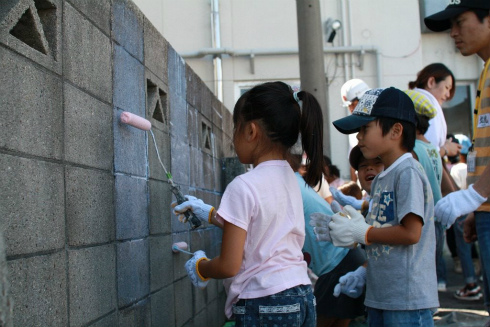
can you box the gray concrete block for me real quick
[170,137,190,186]
[149,235,173,292]
[66,0,111,35]
[221,157,246,192]
[203,153,215,191]
[200,85,213,119]
[0,0,62,73]
[64,83,113,170]
[169,91,188,143]
[113,44,145,114]
[87,313,117,327]
[174,278,193,327]
[66,166,115,246]
[0,154,64,256]
[118,299,150,327]
[144,17,168,84]
[148,180,172,235]
[212,97,223,132]
[64,2,112,103]
[189,147,203,189]
[115,174,148,240]
[112,0,144,62]
[114,108,148,177]
[222,108,234,140]
[167,45,186,97]
[148,127,170,182]
[0,47,63,159]
[187,105,199,149]
[150,285,176,327]
[117,239,149,307]
[8,252,67,327]
[185,65,200,108]
[214,158,223,193]
[68,245,116,327]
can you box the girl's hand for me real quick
[185,250,210,289]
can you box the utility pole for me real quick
[296,0,330,157]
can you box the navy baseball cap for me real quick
[425,0,490,32]
[332,87,417,134]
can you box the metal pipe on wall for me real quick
[211,0,223,101]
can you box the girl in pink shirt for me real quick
[173,81,325,326]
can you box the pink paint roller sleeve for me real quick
[120,111,152,131]
[172,242,189,253]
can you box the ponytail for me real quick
[296,91,324,188]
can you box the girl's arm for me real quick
[198,218,247,279]
[366,213,423,245]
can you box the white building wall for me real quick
[133,0,483,179]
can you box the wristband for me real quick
[364,226,374,245]
[196,257,210,281]
[208,207,216,223]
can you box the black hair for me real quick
[471,9,490,22]
[286,153,303,172]
[415,114,430,135]
[408,63,455,100]
[376,117,416,152]
[233,81,324,187]
[327,164,340,178]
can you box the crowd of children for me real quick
[170,2,490,326]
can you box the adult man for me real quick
[424,0,490,321]
[340,79,370,182]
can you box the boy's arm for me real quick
[366,213,423,245]
[329,206,424,247]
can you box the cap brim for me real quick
[332,115,376,134]
[424,7,468,32]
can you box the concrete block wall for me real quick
[0,0,237,326]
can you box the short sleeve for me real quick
[217,177,256,231]
[395,168,426,223]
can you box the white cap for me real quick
[341,79,370,107]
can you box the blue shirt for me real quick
[296,173,348,276]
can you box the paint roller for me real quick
[172,241,193,255]
[120,111,202,229]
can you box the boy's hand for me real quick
[434,184,487,228]
[463,213,477,243]
[185,250,210,289]
[329,206,372,247]
[309,213,333,242]
[172,195,215,223]
[333,265,366,298]
[330,186,364,210]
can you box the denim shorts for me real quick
[366,307,434,327]
[232,284,316,327]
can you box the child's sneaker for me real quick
[454,284,483,301]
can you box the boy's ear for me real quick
[390,122,403,140]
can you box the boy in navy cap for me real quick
[318,88,439,327]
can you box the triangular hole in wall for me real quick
[153,100,165,124]
[9,7,49,55]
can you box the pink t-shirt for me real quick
[216,160,310,318]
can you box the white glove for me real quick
[333,266,366,298]
[185,250,210,289]
[329,205,372,247]
[434,184,487,229]
[330,186,364,210]
[309,212,333,242]
[309,201,342,242]
[172,195,215,224]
